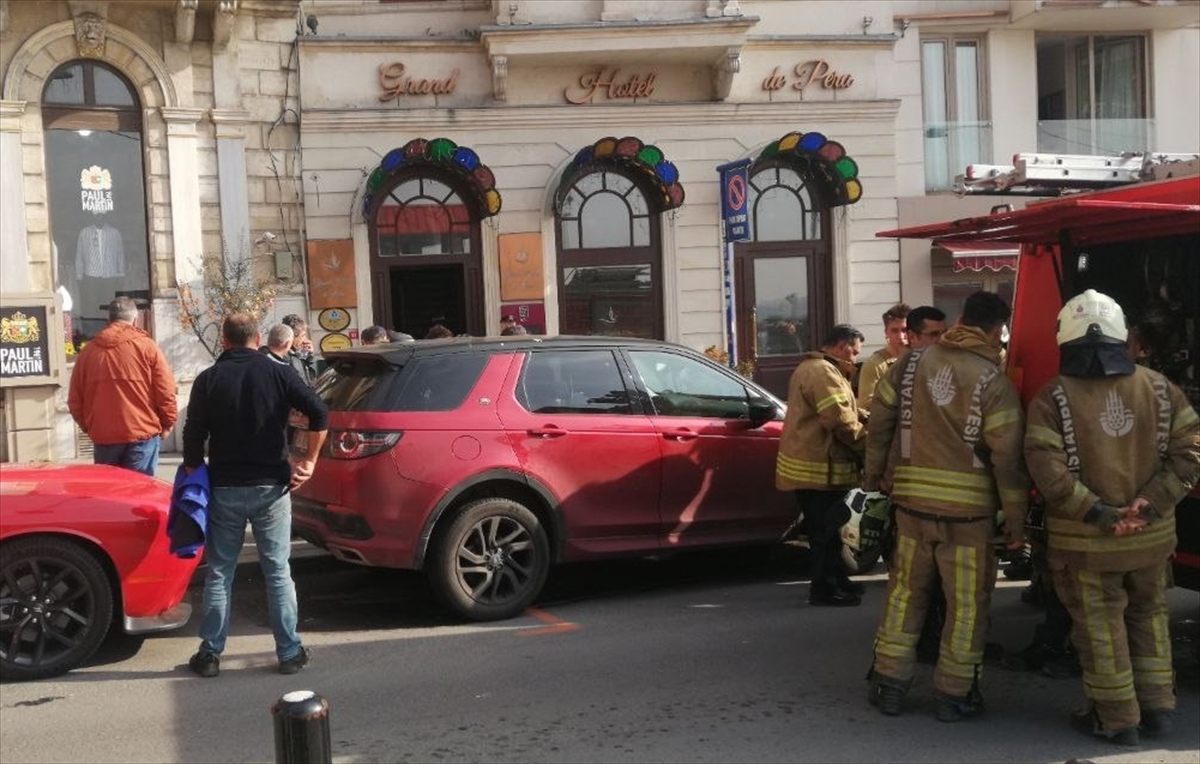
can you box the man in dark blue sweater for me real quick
[183,313,329,678]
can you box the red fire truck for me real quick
[879,154,1200,589]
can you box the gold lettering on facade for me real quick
[378,62,459,101]
[761,66,788,92]
[565,70,657,104]
[759,59,854,94]
[793,59,854,90]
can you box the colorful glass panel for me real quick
[752,131,863,207]
[361,137,501,220]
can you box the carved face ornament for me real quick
[75,13,106,57]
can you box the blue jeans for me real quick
[93,435,160,477]
[198,485,302,662]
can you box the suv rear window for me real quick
[315,353,488,412]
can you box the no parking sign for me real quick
[717,159,751,242]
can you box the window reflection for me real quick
[561,265,654,337]
[754,257,809,357]
[44,61,148,356]
[375,179,471,256]
[629,350,750,419]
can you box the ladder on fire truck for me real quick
[954,152,1200,196]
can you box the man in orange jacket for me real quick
[68,296,176,475]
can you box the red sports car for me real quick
[0,463,199,681]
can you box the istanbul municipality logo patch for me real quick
[927,365,956,406]
[1099,389,1135,437]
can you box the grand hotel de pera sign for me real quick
[376,59,854,103]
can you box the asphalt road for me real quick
[1,544,1198,764]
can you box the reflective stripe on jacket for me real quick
[863,325,1029,531]
[776,351,865,491]
[1025,366,1200,571]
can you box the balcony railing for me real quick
[1036,119,1154,156]
[924,121,993,192]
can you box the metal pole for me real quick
[271,690,331,764]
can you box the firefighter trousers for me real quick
[1050,561,1175,731]
[871,508,997,698]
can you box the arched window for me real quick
[375,175,472,257]
[747,164,824,242]
[43,60,149,354]
[553,137,683,340]
[363,138,499,338]
[731,131,862,397]
[556,169,661,338]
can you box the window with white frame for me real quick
[921,36,990,192]
[1036,34,1148,155]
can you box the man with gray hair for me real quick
[68,295,177,476]
[259,323,294,366]
[281,314,318,383]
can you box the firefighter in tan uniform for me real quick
[1025,290,1200,747]
[776,324,867,606]
[863,291,1029,721]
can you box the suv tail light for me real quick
[324,430,402,460]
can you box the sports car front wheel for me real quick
[0,537,114,681]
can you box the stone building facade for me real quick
[1,0,1196,461]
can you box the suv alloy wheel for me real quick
[428,497,551,620]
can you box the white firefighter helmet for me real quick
[1056,289,1127,346]
[840,488,892,573]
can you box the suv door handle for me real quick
[663,429,698,441]
[527,426,567,438]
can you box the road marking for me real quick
[517,607,580,636]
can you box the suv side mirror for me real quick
[746,398,777,428]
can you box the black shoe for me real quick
[1140,707,1174,738]
[808,591,862,607]
[278,646,310,675]
[837,578,865,596]
[868,681,904,716]
[1041,650,1082,679]
[1019,582,1044,606]
[935,692,984,723]
[188,650,220,678]
[1070,708,1138,746]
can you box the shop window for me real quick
[42,61,149,356]
[922,36,990,191]
[556,169,662,339]
[1036,34,1148,154]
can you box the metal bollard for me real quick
[271,690,332,764]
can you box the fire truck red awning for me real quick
[936,242,1019,273]
[877,176,1200,246]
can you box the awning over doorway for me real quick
[935,241,1019,273]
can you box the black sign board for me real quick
[0,305,50,379]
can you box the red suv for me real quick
[292,336,794,620]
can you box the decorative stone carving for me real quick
[213,0,238,50]
[175,0,198,45]
[491,55,507,102]
[74,11,106,57]
[714,47,740,101]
